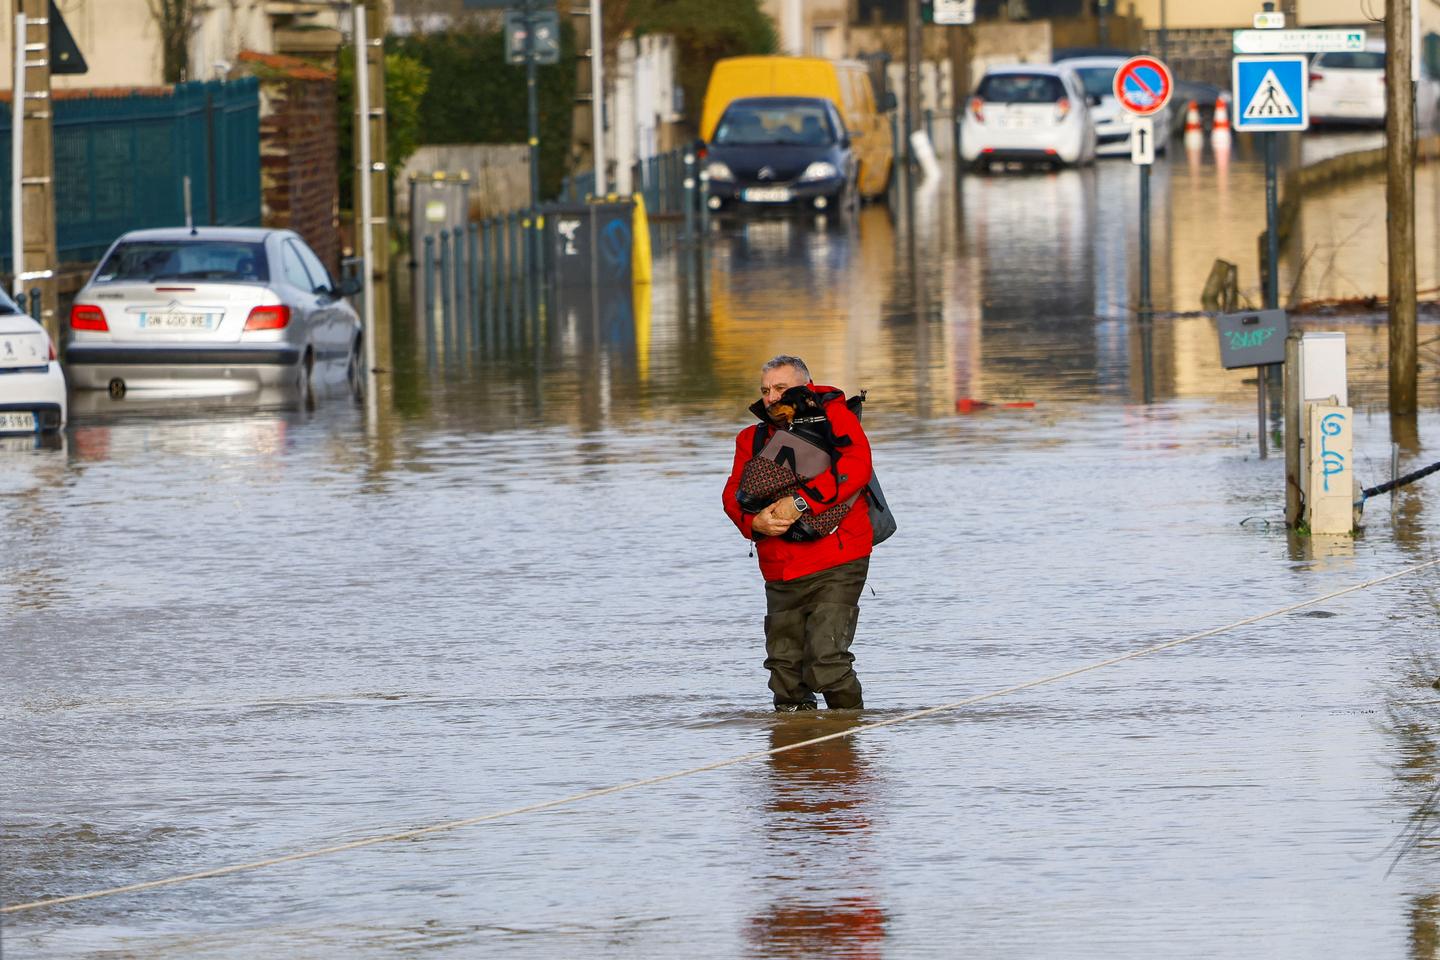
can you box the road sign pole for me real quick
[1257,361,1268,459]
[1114,58,1171,326]
[525,0,542,305]
[1264,132,1279,310]
[525,0,541,217]
[1139,163,1151,319]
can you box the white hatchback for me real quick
[961,65,1097,170]
[0,294,66,437]
[1309,41,1439,129]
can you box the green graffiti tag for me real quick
[1226,327,1276,350]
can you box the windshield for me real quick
[714,103,836,146]
[1316,51,1386,70]
[94,240,269,283]
[1074,67,1117,99]
[977,73,1067,103]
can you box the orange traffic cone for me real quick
[1183,100,1204,151]
[1211,96,1232,150]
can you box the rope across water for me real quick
[6,556,1438,916]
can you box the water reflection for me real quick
[8,139,1439,958]
[748,716,886,959]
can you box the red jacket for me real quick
[722,384,873,582]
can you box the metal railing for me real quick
[559,146,695,216]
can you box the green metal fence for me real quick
[0,78,261,270]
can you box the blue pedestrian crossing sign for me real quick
[1232,55,1309,131]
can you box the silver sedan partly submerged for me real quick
[66,227,363,398]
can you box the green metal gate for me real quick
[0,78,260,271]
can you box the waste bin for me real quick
[546,200,635,290]
[409,174,471,264]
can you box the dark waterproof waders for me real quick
[763,556,868,710]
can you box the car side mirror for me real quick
[1088,94,1102,107]
[336,275,363,297]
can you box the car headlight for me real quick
[706,161,734,181]
[800,161,839,182]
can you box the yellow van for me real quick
[700,56,894,200]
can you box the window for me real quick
[714,102,837,146]
[810,24,836,59]
[975,73,1067,104]
[1316,51,1386,70]
[293,240,334,293]
[280,241,316,292]
[94,240,268,283]
[1074,67,1118,100]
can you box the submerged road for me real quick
[3,136,1438,957]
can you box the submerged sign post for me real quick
[1114,56,1172,322]
[1218,309,1289,459]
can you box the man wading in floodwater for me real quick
[723,355,874,711]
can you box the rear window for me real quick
[714,102,837,146]
[1074,66,1117,99]
[0,290,23,315]
[977,73,1067,103]
[94,240,269,283]
[1316,51,1386,70]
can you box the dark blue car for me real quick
[703,96,857,215]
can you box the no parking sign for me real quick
[1113,56,1173,116]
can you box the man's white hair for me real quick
[760,355,810,382]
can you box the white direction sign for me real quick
[1130,116,1155,165]
[1232,29,1366,54]
[933,0,975,25]
[1232,55,1310,132]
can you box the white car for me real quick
[1309,40,1439,129]
[1062,56,1173,157]
[0,294,66,437]
[961,65,1097,170]
[66,227,362,398]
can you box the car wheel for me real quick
[347,336,365,400]
[296,347,314,403]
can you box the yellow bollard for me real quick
[634,277,652,384]
[631,192,653,286]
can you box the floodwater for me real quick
[4,133,1439,958]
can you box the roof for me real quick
[726,96,833,107]
[113,227,286,243]
[237,50,335,82]
[1058,56,1129,69]
[981,63,1076,77]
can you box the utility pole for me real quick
[1159,0,1168,62]
[905,0,921,160]
[1385,0,1417,415]
[590,0,605,195]
[358,0,389,288]
[15,0,58,340]
[571,0,605,195]
[947,20,971,161]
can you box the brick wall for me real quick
[258,77,340,275]
[238,51,340,276]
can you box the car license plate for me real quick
[0,411,37,433]
[139,312,217,331]
[744,187,792,203]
